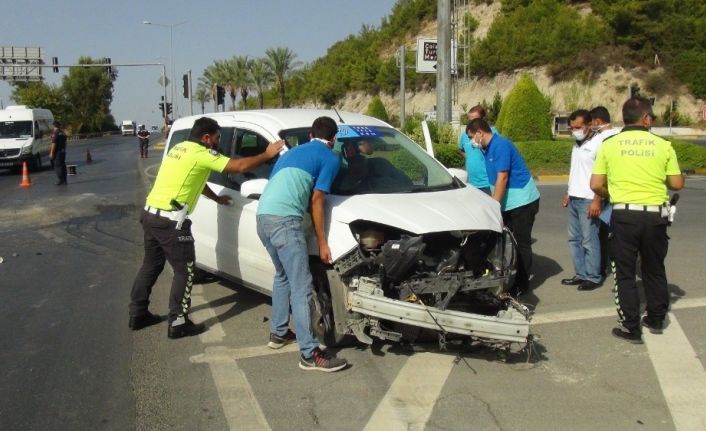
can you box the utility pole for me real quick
[399,45,406,129]
[436,0,452,124]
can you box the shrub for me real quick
[366,95,389,123]
[495,73,553,142]
[670,139,706,170]
[433,144,464,169]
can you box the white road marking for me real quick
[532,297,706,325]
[37,229,65,243]
[191,346,271,431]
[363,352,456,431]
[645,314,706,430]
[190,293,706,430]
[190,284,225,343]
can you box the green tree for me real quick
[11,82,70,121]
[495,73,552,142]
[366,96,389,122]
[249,58,273,109]
[265,47,301,108]
[61,56,117,133]
[193,82,212,114]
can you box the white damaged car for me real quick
[163,109,530,350]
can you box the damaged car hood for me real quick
[328,187,503,233]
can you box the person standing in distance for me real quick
[467,118,540,296]
[129,117,284,338]
[591,96,684,344]
[458,105,496,194]
[256,116,348,372]
[137,124,151,158]
[49,120,68,185]
[561,109,603,291]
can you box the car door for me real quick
[219,125,279,293]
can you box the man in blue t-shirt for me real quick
[256,116,348,372]
[458,105,496,194]
[466,118,541,296]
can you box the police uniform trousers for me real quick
[609,208,670,331]
[54,150,67,183]
[129,209,195,322]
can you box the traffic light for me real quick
[166,102,173,115]
[105,57,112,76]
[159,102,165,115]
[52,57,58,73]
[216,85,225,105]
[182,74,189,98]
[629,84,640,98]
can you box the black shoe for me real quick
[167,317,206,339]
[267,329,297,349]
[561,276,584,286]
[641,316,664,334]
[299,348,348,372]
[577,280,602,291]
[129,312,162,330]
[611,326,643,344]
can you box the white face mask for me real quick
[471,138,482,149]
[572,129,587,142]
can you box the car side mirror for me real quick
[240,178,268,200]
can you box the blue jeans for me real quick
[256,214,319,357]
[567,197,602,283]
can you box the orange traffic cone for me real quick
[86,148,93,163]
[19,161,32,187]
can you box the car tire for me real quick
[30,153,42,172]
[310,262,347,347]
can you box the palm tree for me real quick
[231,55,252,109]
[265,47,301,108]
[193,83,212,114]
[249,58,273,109]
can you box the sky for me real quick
[1,0,398,128]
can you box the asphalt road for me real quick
[1,137,704,430]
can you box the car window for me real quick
[166,128,191,153]
[207,127,236,187]
[331,126,460,195]
[222,129,276,190]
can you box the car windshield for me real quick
[333,125,460,195]
[280,125,461,195]
[0,121,33,139]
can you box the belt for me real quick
[144,205,179,217]
[613,203,662,213]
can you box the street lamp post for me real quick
[143,20,186,119]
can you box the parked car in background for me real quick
[162,109,530,350]
[0,105,54,171]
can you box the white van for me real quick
[161,110,529,349]
[0,105,54,171]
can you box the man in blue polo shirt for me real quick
[457,105,495,194]
[466,118,541,296]
[256,116,348,372]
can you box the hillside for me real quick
[294,0,706,126]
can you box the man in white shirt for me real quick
[589,106,621,276]
[561,109,603,291]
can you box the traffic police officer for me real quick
[590,96,684,343]
[129,116,284,338]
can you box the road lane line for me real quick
[363,352,455,431]
[192,346,271,431]
[532,297,706,325]
[190,284,226,343]
[645,314,706,430]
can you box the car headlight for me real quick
[20,145,33,155]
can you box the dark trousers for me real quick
[609,209,669,331]
[129,210,195,322]
[502,198,540,292]
[139,139,149,157]
[54,150,67,183]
